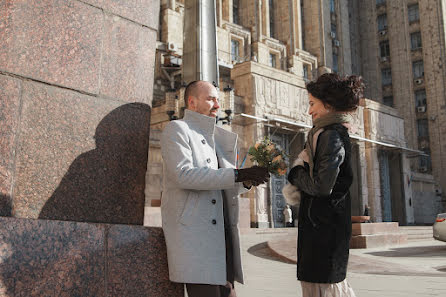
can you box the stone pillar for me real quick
[0,1,183,296]
[364,143,383,222]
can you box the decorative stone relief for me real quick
[253,75,310,125]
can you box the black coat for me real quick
[288,124,353,283]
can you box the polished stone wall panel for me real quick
[100,15,156,105]
[0,217,183,297]
[81,0,160,30]
[107,225,184,296]
[12,81,150,224]
[0,0,102,94]
[0,75,21,216]
[0,217,106,297]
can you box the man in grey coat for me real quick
[161,81,269,297]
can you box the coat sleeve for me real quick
[287,130,345,197]
[161,121,237,190]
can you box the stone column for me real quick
[0,1,183,296]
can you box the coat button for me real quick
[212,219,217,225]
[206,158,211,163]
[212,199,216,204]
[201,139,206,144]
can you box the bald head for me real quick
[184,80,220,117]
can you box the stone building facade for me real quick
[350,0,446,223]
[145,0,445,227]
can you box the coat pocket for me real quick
[178,191,199,226]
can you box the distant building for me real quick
[145,0,445,227]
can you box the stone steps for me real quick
[350,222,408,249]
[399,226,434,241]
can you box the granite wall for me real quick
[0,1,183,296]
[0,217,183,297]
[0,0,159,224]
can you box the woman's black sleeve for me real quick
[287,130,345,197]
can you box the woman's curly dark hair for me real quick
[306,73,364,111]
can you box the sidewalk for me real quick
[235,228,446,297]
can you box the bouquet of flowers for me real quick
[248,137,288,176]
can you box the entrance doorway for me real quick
[269,133,289,228]
[379,150,406,224]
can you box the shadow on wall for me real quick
[0,103,157,296]
[39,103,151,225]
[0,194,12,217]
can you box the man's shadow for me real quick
[0,103,157,297]
[39,102,151,225]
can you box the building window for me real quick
[269,53,277,68]
[408,4,420,23]
[269,0,275,38]
[331,23,337,36]
[383,96,393,107]
[377,14,387,31]
[233,0,239,25]
[231,39,240,62]
[412,60,424,78]
[415,89,427,107]
[376,0,386,6]
[382,68,392,86]
[301,0,305,50]
[417,119,429,138]
[410,32,422,50]
[419,149,432,173]
[380,40,390,57]
[303,65,309,80]
[330,0,336,13]
[332,52,339,73]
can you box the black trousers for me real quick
[186,227,236,297]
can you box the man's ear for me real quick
[188,96,195,110]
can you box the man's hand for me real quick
[236,166,270,185]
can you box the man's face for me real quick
[188,83,220,117]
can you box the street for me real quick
[235,229,446,297]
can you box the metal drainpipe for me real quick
[183,0,220,86]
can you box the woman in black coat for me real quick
[286,73,363,297]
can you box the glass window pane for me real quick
[331,23,337,35]
[412,60,424,78]
[382,68,392,85]
[330,0,336,13]
[233,0,239,24]
[380,40,390,57]
[332,53,338,72]
[415,89,427,106]
[410,32,422,49]
[269,53,277,68]
[269,0,275,38]
[231,39,240,62]
[408,4,419,22]
[378,14,387,31]
[417,119,429,138]
[383,96,393,107]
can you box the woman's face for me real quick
[308,93,331,121]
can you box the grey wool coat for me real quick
[160,109,249,286]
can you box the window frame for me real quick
[230,38,241,62]
[381,68,392,86]
[410,32,422,50]
[377,14,388,31]
[415,89,427,107]
[269,52,278,68]
[408,4,420,23]
[412,60,424,79]
[380,40,390,58]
